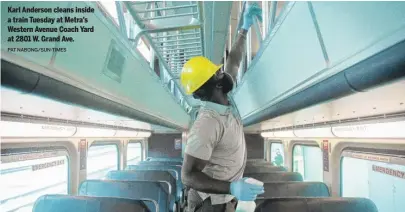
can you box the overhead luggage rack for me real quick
[124,1,204,78]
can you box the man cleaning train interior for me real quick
[180,3,265,212]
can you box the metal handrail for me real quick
[141,12,198,21]
[161,49,202,54]
[115,1,127,38]
[156,37,201,43]
[136,4,197,13]
[252,17,262,43]
[141,24,201,35]
[269,2,278,36]
[197,1,205,57]
[158,46,202,51]
[124,1,200,110]
[130,1,164,6]
[157,42,201,48]
[154,32,200,39]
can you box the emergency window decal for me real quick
[32,159,65,171]
[372,165,405,179]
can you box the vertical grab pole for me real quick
[236,1,246,84]
[115,1,128,38]
[269,1,278,32]
[262,1,269,38]
[161,1,167,79]
[149,2,156,70]
[252,17,262,43]
[246,25,252,66]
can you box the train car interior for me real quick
[1,1,405,212]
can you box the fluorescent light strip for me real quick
[137,132,152,138]
[332,120,405,138]
[74,127,116,137]
[273,130,295,138]
[294,126,334,138]
[114,131,151,138]
[260,131,274,138]
[0,121,76,137]
[260,120,405,138]
[115,130,138,137]
[1,121,152,138]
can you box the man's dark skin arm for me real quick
[182,154,231,194]
[224,29,248,83]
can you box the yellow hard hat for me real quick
[180,56,223,95]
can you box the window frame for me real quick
[126,140,143,167]
[289,140,322,180]
[269,140,283,163]
[1,146,71,211]
[332,141,405,197]
[1,146,71,189]
[87,140,121,176]
[339,147,405,196]
[290,140,320,172]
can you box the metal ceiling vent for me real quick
[103,39,126,83]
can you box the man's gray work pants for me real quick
[186,190,237,212]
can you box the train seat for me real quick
[255,182,330,205]
[244,165,287,173]
[139,161,183,166]
[33,194,150,212]
[126,165,181,181]
[126,165,184,199]
[106,170,179,208]
[79,180,167,212]
[255,197,378,212]
[146,157,183,163]
[246,160,273,166]
[244,172,303,182]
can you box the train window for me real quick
[0,149,69,212]
[341,151,405,212]
[87,144,118,180]
[293,144,323,181]
[270,143,284,166]
[127,142,142,166]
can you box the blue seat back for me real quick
[259,182,330,199]
[33,194,150,212]
[107,170,178,208]
[146,157,183,162]
[126,164,183,199]
[139,161,182,166]
[79,180,167,212]
[246,160,272,165]
[244,172,303,182]
[147,157,183,162]
[255,197,378,212]
[244,165,287,173]
[126,165,181,181]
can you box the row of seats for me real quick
[33,157,378,212]
[34,157,185,212]
[34,195,150,212]
[243,160,378,212]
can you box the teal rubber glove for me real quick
[230,177,265,201]
[241,3,263,30]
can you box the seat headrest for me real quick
[33,194,149,212]
[255,197,378,212]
